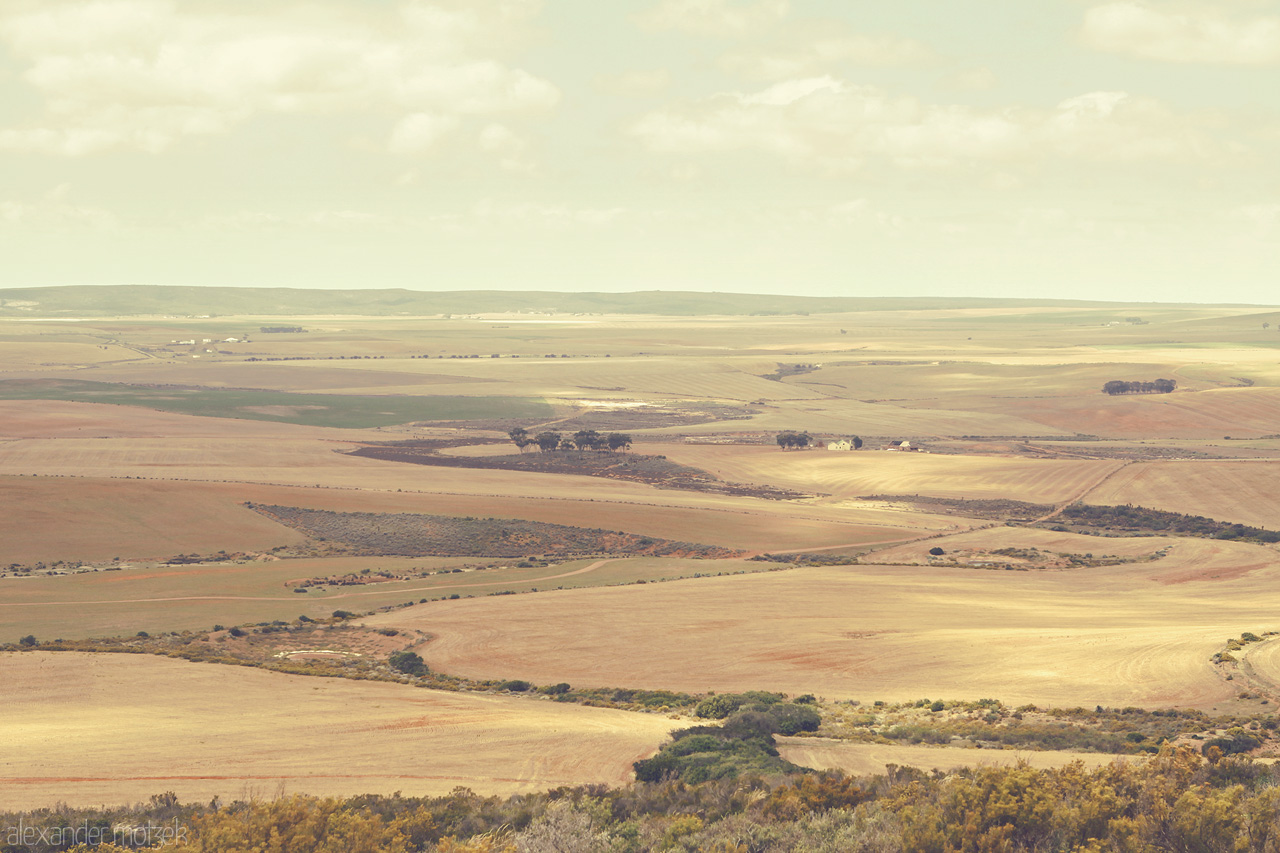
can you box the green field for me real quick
[0,378,551,427]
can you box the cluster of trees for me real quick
[1102,378,1176,395]
[508,427,631,454]
[775,431,812,449]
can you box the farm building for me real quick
[886,440,921,451]
[828,439,853,451]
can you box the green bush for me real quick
[387,651,427,677]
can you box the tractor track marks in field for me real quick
[1032,460,1133,523]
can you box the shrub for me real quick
[696,694,745,720]
[388,651,427,677]
[227,627,246,637]
[541,682,571,695]
[928,547,945,556]
[18,634,36,647]
[500,680,531,692]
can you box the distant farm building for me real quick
[828,439,853,451]
[886,440,921,452]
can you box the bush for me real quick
[769,703,821,735]
[696,694,745,719]
[388,651,427,677]
[500,680,532,692]
[17,634,36,647]
[928,547,945,556]
[541,682,571,695]
[227,627,246,637]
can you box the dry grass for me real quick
[0,652,680,809]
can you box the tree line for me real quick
[1102,378,1176,395]
[508,427,631,454]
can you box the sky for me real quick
[1,0,1278,303]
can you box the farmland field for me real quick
[6,293,1280,808]
[0,652,681,809]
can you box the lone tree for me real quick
[535,431,562,453]
[776,431,812,450]
[606,432,632,452]
[851,436,864,449]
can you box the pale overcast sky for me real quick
[1,0,1278,302]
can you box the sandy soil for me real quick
[0,652,680,809]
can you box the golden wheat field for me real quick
[7,298,1280,805]
[0,652,682,809]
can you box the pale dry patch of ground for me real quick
[778,739,1125,777]
[657,443,1117,504]
[370,550,1280,709]
[1084,460,1280,530]
[0,652,680,809]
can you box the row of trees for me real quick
[508,427,631,454]
[776,431,812,449]
[776,432,863,449]
[1102,378,1176,395]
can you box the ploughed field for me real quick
[6,300,1280,804]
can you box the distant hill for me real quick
[0,285,1265,318]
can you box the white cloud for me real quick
[1082,2,1280,64]
[635,0,789,37]
[0,0,559,156]
[477,122,533,172]
[388,112,460,154]
[719,33,935,80]
[630,78,1219,170]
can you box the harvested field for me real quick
[0,471,942,572]
[658,443,1119,505]
[0,476,308,564]
[0,555,776,642]
[369,541,1280,709]
[0,652,680,809]
[778,738,1125,777]
[249,504,743,558]
[1083,460,1280,530]
[947,387,1280,439]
